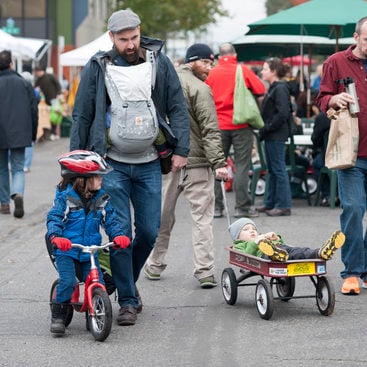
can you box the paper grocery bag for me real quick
[325,108,359,170]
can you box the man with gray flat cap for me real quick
[70,8,190,326]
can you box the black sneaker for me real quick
[258,239,289,262]
[13,194,24,218]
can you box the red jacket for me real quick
[206,55,266,130]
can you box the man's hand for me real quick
[171,154,187,172]
[329,92,355,110]
[215,166,229,181]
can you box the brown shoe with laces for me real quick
[117,306,137,326]
[265,208,291,217]
[1,204,10,214]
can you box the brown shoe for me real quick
[117,306,137,326]
[135,286,143,313]
[265,208,291,217]
[257,206,272,213]
[0,204,10,214]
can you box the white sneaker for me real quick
[362,281,367,289]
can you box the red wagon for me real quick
[221,246,335,320]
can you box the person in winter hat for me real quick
[46,150,130,336]
[229,218,345,262]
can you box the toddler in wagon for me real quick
[229,218,345,262]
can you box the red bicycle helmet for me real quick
[58,150,112,178]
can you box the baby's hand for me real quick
[264,232,280,241]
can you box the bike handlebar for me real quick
[71,242,115,253]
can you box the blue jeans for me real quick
[264,140,292,209]
[103,158,162,308]
[24,144,34,170]
[55,254,104,303]
[338,158,367,280]
[0,148,25,204]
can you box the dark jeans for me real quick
[264,140,292,209]
[313,153,330,198]
[103,158,162,308]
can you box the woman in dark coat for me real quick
[258,57,292,217]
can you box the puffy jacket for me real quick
[47,185,124,262]
[0,68,38,149]
[70,36,190,158]
[177,65,226,170]
[260,80,291,142]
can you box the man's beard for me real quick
[120,49,139,63]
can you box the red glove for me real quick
[52,237,72,252]
[113,235,130,249]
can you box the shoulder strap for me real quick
[147,50,157,90]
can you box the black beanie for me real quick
[185,43,214,63]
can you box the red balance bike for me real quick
[48,241,114,342]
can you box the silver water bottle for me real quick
[345,77,360,114]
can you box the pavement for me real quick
[1,137,367,367]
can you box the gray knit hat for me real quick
[228,218,257,240]
[107,9,141,33]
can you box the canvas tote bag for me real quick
[232,65,264,129]
[325,107,359,170]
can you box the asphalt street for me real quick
[1,137,366,367]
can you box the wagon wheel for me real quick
[316,276,335,316]
[255,279,274,320]
[221,268,238,305]
[275,277,296,301]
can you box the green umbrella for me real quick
[233,34,353,62]
[247,0,367,50]
[246,0,366,116]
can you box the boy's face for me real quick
[238,224,258,241]
[86,175,102,192]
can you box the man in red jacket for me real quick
[206,43,266,218]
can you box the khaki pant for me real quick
[146,167,215,279]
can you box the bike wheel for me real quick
[49,279,73,327]
[316,276,335,316]
[87,287,112,342]
[255,279,274,320]
[221,268,238,305]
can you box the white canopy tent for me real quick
[59,32,112,67]
[0,29,52,71]
[0,29,34,59]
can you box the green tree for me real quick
[110,0,228,41]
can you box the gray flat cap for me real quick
[107,9,141,33]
